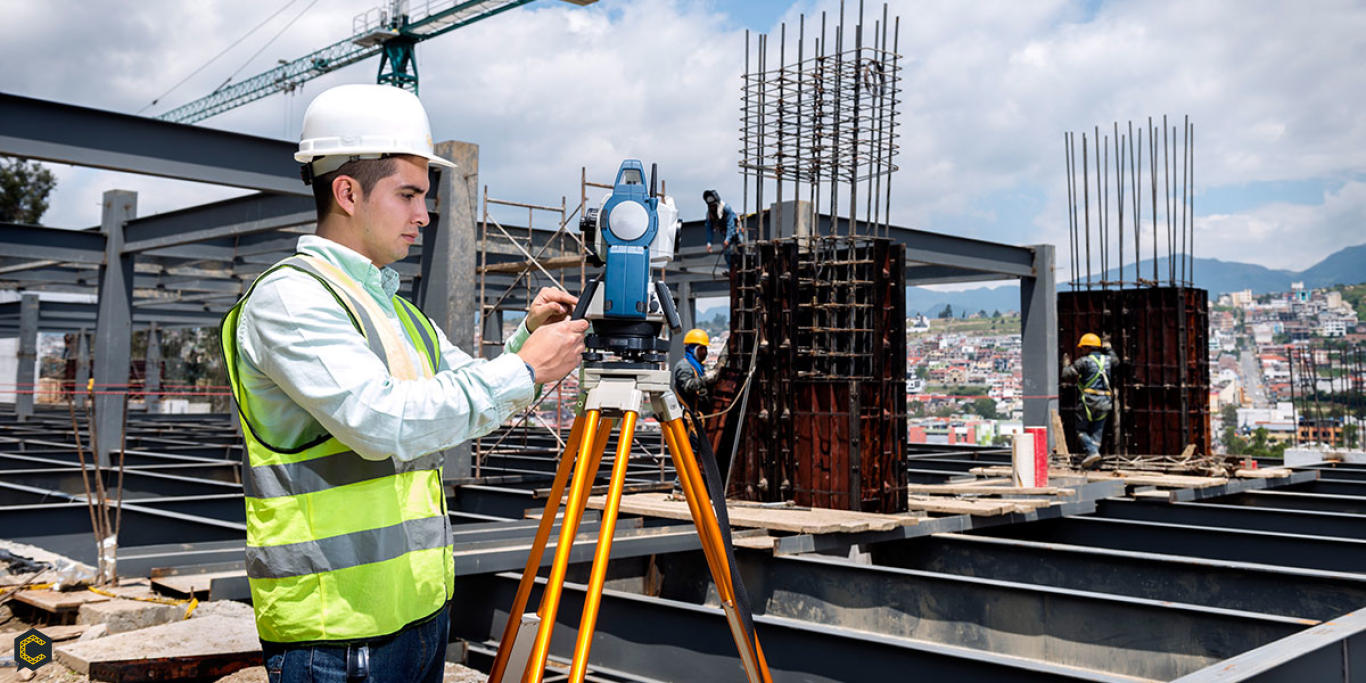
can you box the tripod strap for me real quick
[685,407,763,670]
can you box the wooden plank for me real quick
[905,484,1076,496]
[1179,444,1197,458]
[586,493,919,534]
[1086,471,1228,488]
[732,534,777,550]
[1132,489,1173,501]
[969,465,1014,477]
[905,495,1054,516]
[11,588,111,614]
[1051,409,1070,456]
[1234,468,1292,479]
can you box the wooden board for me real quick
[10,588,111,614]
[905,495,1054,516]
[1051,409,1070,456]
[54,615,259,677]
[585,493,920,534]
[1234,468,1292,479]
[905,484,1076,497]
[1086,470,1229,488]
[731,534,778,550]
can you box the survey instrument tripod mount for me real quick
[488,362,771,683]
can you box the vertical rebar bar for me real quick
[1114,122,1124,289]
[1065,132,1077,288]
[1082,133,1091,289]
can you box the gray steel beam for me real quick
[1217,489,1366,515]
[122,193,315,253]
[975,516,1366,574]
[145,322,161,414]
[16,293,37,421]
[93,190,136,466]
[422,141,479,482]
[873,532,1366,622]
[737,553,1311,681]
[1293,478,1366,497]
[0,223,107,264]
[905,264,1018,285]
[0,93,305,195]
[1174,606,1366,682]
[1020,244,1057,447]
[456,571,1221,682]
[1098,498,1366,541]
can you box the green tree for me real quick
[0,156,57,224]
[914,365,929,380]
[939,304,953,319]
[1346,424,1360,450]
[971,397,999,420]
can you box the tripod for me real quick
[488,364,771,683]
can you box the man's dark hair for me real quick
[311,156,400,217]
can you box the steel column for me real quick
[145,321,161,414]
[93,190,136,466]
[1020,244,1057,447]
[16,293,38,421]
[422,141,479,481]
[669,280,694,368]
[74,328,90,409]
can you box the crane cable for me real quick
[215,0,323,93]
[139,0,302,114]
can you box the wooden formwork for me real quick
[707,237,907,513]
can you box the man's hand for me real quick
[526,287,578,332]
[517,319,589,384]
[1062,353,1072,366]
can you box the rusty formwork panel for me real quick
[708,237,907,513]
[1058,287,1210,456]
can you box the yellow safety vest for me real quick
[221,254,452,643]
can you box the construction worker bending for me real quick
[1062,333,1119,469]
[703,190,743,273]
[221,84,588,683]
[673,328,717,414]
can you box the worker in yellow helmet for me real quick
[672,328,717,413]
[223,84,588,683]
[1062,332,1120,469]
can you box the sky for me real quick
[2,0,1364,275]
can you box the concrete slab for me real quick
[78,598,183,634]
[54,615,259,677]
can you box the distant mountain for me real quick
[1298,244,1366,289]
[904,242,1366,316]
[701,243,1366,320]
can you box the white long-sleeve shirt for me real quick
[234,235,535,462]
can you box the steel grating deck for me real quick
[2,411,1364,681]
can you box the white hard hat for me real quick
[295,84,456,179]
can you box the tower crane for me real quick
[157,0,595,124]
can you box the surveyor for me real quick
[703,189,743,273]
[1062,332,1120,469]
[221,83,588,683]
[672,328,716,413]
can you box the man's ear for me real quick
[332,175,361,216]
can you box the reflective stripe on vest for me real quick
[222,254,452,643]
[1080,353,1110,393]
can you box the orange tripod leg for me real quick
[568,410,638,683]
[489,416,588,683]
[523,409,609,683]
[665,419,772,683]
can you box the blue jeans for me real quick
[1076,412,1108,456]
[263,603,450,683]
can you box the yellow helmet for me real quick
[1077,333,1102,349]
[684,329,710,347]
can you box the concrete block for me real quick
[189,600,255,621]
[55,615,259,676]
[77,598,183,634]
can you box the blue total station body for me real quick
[599,160,658,320]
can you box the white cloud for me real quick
[2,0,1362,273]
